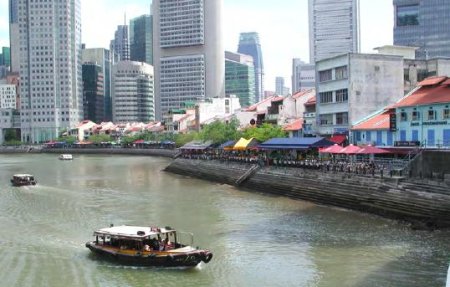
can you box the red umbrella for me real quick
[319,144,344,154]
[356,145,390,155]
[337,144,362,154]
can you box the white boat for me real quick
[59,154,73,160]
[446,264,450,287]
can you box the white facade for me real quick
[316,53,404,136]
[309,0,360,63]
[153,0,225,120]
[198,96,241,124]
[16,0,83,143]
[0,83,16,109]
[112,61,155,123]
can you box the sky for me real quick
[0,0,393,91]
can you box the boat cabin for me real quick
[11,174,37,186]
[59,154,73,160]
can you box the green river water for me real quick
[0,154,448,287]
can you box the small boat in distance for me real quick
[10,174,37,187]
[85,225,213,267]
[59,154,73,160]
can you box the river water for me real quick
[0,154,448,287]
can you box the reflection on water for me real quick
[0,154,448,287]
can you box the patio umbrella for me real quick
[356,145,390,155]
[319,144,344,154]
[337,144,362,154]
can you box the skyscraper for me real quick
[237,32,264,103]
[275,77,285,96]
[394,0,450,59]
[152,0,224,120]
[8,0,19,73]
[130,15,153,65]
[292,58,316,93]
[82,63,104,123]
[82,48,113,121]
[309,0,360,63]
[14,0,83,143]
[110,25,130,62]
[112,61,154,123]
[225,51,255,107]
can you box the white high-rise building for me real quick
[112,61,154,123]
[309,0,360,63]
[292,58,316,93]
[14,0,83,143]
[152,0,225,120]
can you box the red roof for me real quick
[271,96,284,103]
[304,96,316,106]
[418,76,447,87]
[329,134,347,144]
[283,119,303,131]
[245,96,276,111]
[292,89,314,99]
[352,110,392,131]
[393,79,450,108]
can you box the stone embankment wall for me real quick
[165,158,450,229]
[0,147,177,158]
[409,150,450,181]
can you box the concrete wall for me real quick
[409,150,450,179]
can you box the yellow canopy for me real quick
[233,138,254,151]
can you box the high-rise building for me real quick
[82,48,113,121]
[309,0,360,63]
[152,0,225,120]
[9,0,19,73]
[394,0,450,59]
[82,63,104,123]
[130,15,153,65]
[14,0,83,143]
[275,77,285,96]
[292,58,316,93]
[225,51,255,107]
[112,61,154,123]
[237,32,264,103]
[110,25,130,62]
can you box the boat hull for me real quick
[10,180,37,187]
[85,242,212,267]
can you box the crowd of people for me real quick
[180,149,407,178]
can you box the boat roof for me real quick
[94,225,176,239]
[13,174,34,177]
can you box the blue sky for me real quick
[0,0,393,91]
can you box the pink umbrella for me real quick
[337,144,362,154]
[356,145,390,155]
[319,144,344,154]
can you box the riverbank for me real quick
[165,158,450,229]
[0,147,177,158]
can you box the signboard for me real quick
[389,113,397,131]
[394,141,420,147]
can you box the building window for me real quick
[319,69,332,82]
[428,109,436,120]
[335,66,348,80]
[444,108,450,119]
[400,111,408,121]
[319,114,333,126]
[319,91,333,103]
[412,111,420,121]
[335,89,348,102]
[336,112,348,125]
[397,5,419,26]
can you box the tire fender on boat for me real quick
[202,252,213,263]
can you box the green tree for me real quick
[56,136,77,145]
[198,118,241,144]
[88,134,112,144]
[4,129,20,142]
[174,132,198,147]
[242,123,287,142]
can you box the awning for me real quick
[356,145,391,155]
[336,144,362,154]
[218,140,236,150]
[233,138,259,150]
[329,134,347,145]
[133,139,145,144]
[319,144,344,154]
[180,140,213,150]
[259,137,334,150]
